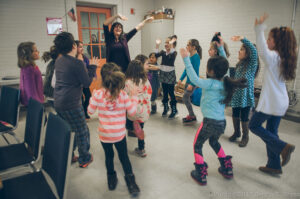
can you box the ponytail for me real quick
[270,27,297,81]
[190,39,202,59]
[42,46,59,62]
[101,63,125,100]
[223,76,247,104]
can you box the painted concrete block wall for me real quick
[154,0,300,111]
[0,0,153,77]
[0,0,66,76]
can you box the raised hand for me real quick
[145,16,154,23]
[156,39,162,45]
[169,37,177,45]
[231,36,244,42]
[118,14,128,21]
[180,48,189,58]
[90,57,100,66]
[216,35,224,47]
[255,13,268,26]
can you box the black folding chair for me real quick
[0,86,20,144]
[0,98,44,176]
[0,112,74,199]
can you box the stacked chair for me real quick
[0,86,20,144]
[0,90,74,199]
[0,98,44,176]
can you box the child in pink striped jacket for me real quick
[88,63,140,196]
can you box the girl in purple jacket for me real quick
[17,42,44,106]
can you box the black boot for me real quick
[107,172,118,190]
[239,122,249,147]
[190,162,208,185]
[168,102,178,119]
[229,117,241,142]
[162,103,169,117]
[150,104,157,114]
[124,174,140,196]
[218,156,233,179]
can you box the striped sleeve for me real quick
[88,90,102,115]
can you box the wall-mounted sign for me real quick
[46,17,63,35]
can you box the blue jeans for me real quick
[249,111,286,170]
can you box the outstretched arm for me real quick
[232,36,258,72]
[135,16,154,31]
[103,14,127,26]
[254,13,274,67]
[180,48,209,89]
[216,35,227,58]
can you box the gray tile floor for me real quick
[2,102,300,199]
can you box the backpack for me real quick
[191,87,202,106]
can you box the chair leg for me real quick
[2,134,10,144]
[30,163,38,172]
[8,131,20,143]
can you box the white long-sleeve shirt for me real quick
[255,24,288,116]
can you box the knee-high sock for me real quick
[217,147,226,158]
[194,122,204,164]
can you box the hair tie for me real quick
[279,26,287,32]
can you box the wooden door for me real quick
[76,6,111,91]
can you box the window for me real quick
[77,6,111,60]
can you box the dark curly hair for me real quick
[54,32,75,55]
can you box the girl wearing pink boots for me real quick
[180,48,247,185]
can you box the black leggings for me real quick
[194,118,226,157]
[232,106,251,122]
[82,87,91,117]
[101,137,133,175]
[162,83,176,105]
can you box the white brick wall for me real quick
[154,0,300,111]
[0,0,153,77]
[0,0,66,76]
[1,0,299,112]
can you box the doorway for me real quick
[76,6,111,91]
